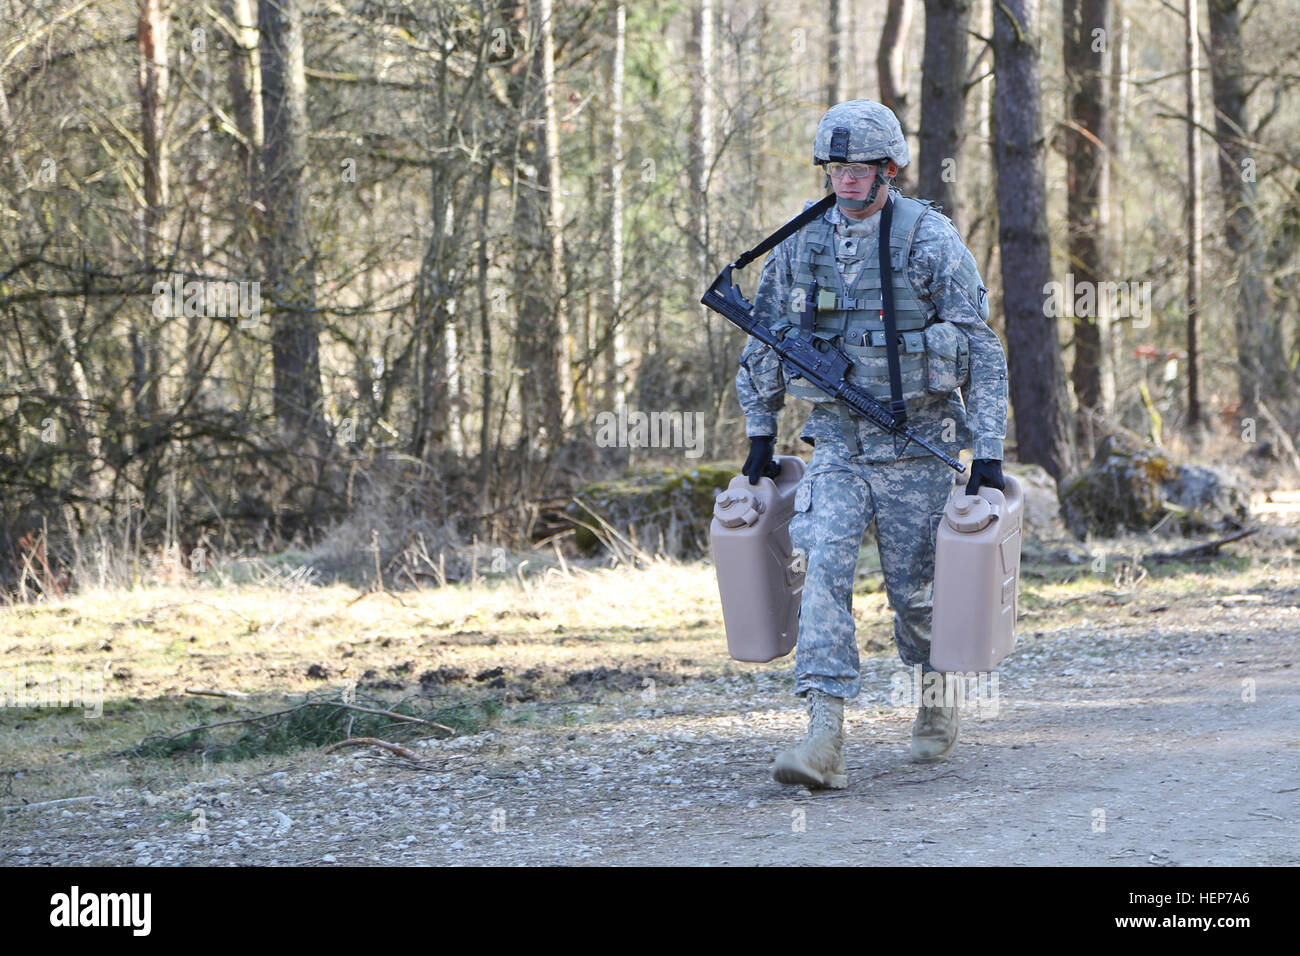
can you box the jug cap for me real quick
[714,489,765,528]
[946,493,995,533]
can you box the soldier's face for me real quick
[830,161,898,218]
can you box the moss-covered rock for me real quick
[566,463,739,559]
[1059,430,1250,538]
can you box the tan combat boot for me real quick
[772,689,848,789]
[911,671,960,762]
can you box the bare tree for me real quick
[689,0,713,278]
[510,0,568,464]
[689,0,717,458]
[136,0,169,418]
[1062,0,1111,451]
[224,0,263,269]
[604,0,629,412]
[828,0,846,106]
[224,0,263,184]
[993,0,1073,481]
[258,0,326,447]
[1106,1,1128,273]
[878,0,912,138]
[918,0,969,223]
[540,0,570,433]
[1207,0,1295,428]
[477,159,495,507]
[1184,0,1203,430]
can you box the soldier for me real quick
[734,99,1009,789]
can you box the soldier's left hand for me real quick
[964,459,1005,496]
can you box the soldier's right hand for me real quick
[742,435,780,485]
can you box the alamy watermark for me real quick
[49,886,150,935]
[1043,273,1152,328]
[593,405,706,459]
[889,665,1000,717]
[2,664,105,718]
[151,272,262,329]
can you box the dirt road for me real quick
[5,580,1296,866]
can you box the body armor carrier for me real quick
[784,195,939,407]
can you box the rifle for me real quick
[701,197,966,474]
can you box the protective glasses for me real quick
[825,162,880,181]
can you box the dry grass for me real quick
[0,553,740,805]
[2,534,1296,808]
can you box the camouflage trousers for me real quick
[789,431,960,700]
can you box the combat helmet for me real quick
[813,99,908,209]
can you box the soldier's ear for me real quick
[886,160,899,177]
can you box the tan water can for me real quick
[930,474,1023,673]
[710,456,806,662]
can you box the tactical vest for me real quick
[783,196,946,407]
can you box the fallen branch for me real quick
[567,496,656,568]
[133,698,456,758]
[3,795,96,812]
[345,587,408,608]
[332,701,456,735]
[321,737,418,760]
[1146,527,1258,563]
[185,688,250,699]
[1045,594,1092,609]
[134,702,317,748]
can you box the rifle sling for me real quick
[878,197,907,427]
[732,194,837,271]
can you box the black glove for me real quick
[742,435,780,485]
[964,458,1006,496]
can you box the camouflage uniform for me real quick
[735,192,1008,700]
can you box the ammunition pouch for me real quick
[921,321,970,395]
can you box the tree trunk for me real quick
[445,313,463,455]
[1184,0,1202,430]
[919,0,969,224]
[540,0,570,434]
[877,0,912,140]
[442,187,463,456]
[187,26,217,404]
[1104,2,1129,409]
[689,0,717,459]
[136,0,169,419]
[688,0,713,283]
[257,0,326,447]
[828,0,846,107]
[225,0,263,184]
[1062,0,1111,452]
[225,0,263,270]
[604,1,629,414]
[1107,2,1128,273]
[410,12,461,464]
[510,0,566,462]
[753,2,770,224]
[973,0,995,265]
[993,0,1074,481]
[477,160,495,511]
[1207,0,1293,427]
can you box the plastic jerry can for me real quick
[710,455,806,662]
[930,474,1023,673]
